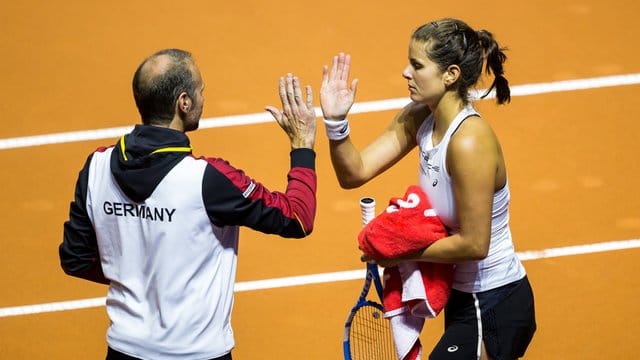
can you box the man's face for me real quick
[184,64,205,132]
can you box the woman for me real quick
[320,18,536,359]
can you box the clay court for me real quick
[1,0,640,359]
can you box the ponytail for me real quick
[477,30,511,104]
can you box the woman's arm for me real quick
[371,116,503,265]
[422,116,503,262]
[329,102,428,188]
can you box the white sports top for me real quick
[417,104,525,293]
[87,148,237,359]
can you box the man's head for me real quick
[132,49,204,131]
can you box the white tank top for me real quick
[417,104,525,292]
[87,148,237,359]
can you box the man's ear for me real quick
[176,92,192,114]
[444,65,461,86]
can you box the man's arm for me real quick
[59,153,109,285]
[202,150,316,238]
[204,73,317,238]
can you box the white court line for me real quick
[1,238,639,318]
[2,74,639,316]
[1,73,639,151]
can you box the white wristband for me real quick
[323,118,350,141]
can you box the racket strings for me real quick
[349,304,397,360]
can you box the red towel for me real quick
[358,185,454,360]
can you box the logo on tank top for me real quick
[447,345,459,352]
[420,149,440,175]
[422,150,431,164]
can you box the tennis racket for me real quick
[342,197,397,360]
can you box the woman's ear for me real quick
[444,65,461,86]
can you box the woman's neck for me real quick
[431,94,466,141]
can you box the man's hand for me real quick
[266,73,316,149]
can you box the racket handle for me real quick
[359,197,376,227]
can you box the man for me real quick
[59,48,317,360]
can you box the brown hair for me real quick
[412,18,511,104]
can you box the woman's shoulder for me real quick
[455,113,497,140]
[449,114,501,158]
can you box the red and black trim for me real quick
[202,148,316,238]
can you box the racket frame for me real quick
[342,262,387,359]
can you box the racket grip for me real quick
[359,197,376,227]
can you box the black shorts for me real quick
[106,347,232,360]
[430,276,536,360]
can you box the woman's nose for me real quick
[402,66,412,79]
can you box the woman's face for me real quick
[402,39,446,107]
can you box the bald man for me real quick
[60,49,317,360]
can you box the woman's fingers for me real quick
[340,53,350,81]
[330,55,338,80]
[321,65,329,86]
